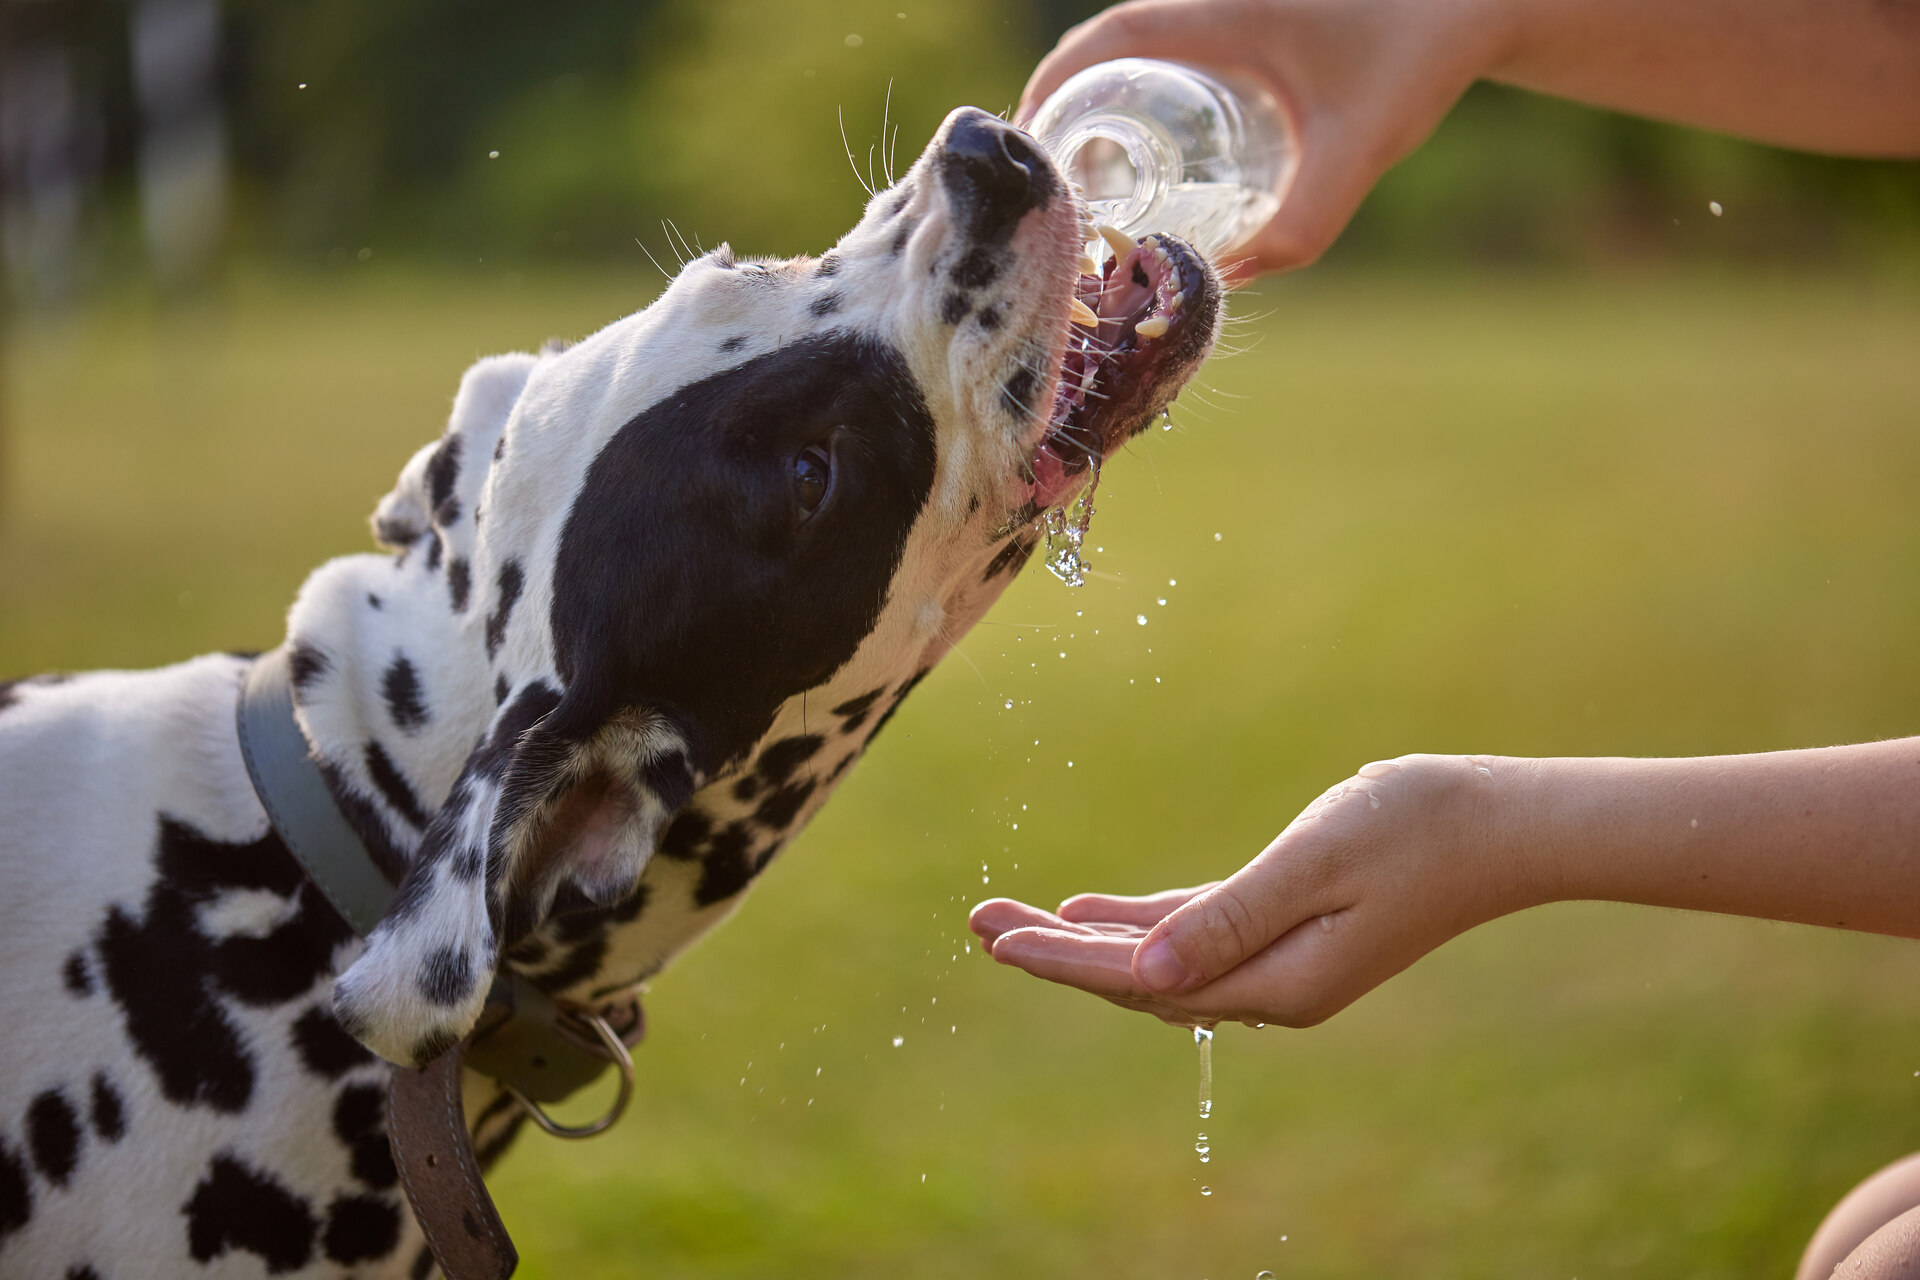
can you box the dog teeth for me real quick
[1168,267,1183,293]
[1169,291,1185,311]
[1095,224,1135,261]
[1069,297,1101,328]
[1135,315,1170,339]
[1077,252,1099,276]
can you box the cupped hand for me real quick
[970,754,1525,1027]
[1017,0,1511,277]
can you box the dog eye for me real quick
[792,445,832,518]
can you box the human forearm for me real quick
[1484,0,1920,157]
[1487,741,1920,937]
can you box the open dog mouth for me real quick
[1026,226,1220,510]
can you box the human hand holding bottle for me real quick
[1019,0,1920,278]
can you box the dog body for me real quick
[0,110,1219,1277]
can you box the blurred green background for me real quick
[6,1,1920,1277]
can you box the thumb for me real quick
[1223,121,1382,277]
[1131,868,1300,993]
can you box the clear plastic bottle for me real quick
[1028,58,1295,259]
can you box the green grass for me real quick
[6,265,1920,1278]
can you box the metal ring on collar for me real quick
[503,1012,634,1139]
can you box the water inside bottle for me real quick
[1083,182,1280,261]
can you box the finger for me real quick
[985,926,1145,998]
[1133,839,1347,993]
[1017,0,1212,124]
[1056,885,1214,927]
[969,897,1071,949]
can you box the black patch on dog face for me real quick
[494,674,511,705]
[941,291,971,325]
[382,656,428,732]
[720,335,746,353]
[65,1266,100,1280]
[0,681,17,716]
[549,332,937,777]
[976,303,1002,331]
[809,293,842,318]
[364,740,428,829]
[890,223,915,256]
[982,535,1038,582]
[88,1074,125,1142]
[815,252,842,277]
[1003,365,1041,420]
[323,1194,402,1263]
[485,560,523,660]
[951,246,999,289]
[185,1154,318,1273]
[0,1137,29,1237]
[63,949,91,996]
[27,1090,80,1186]
[426,531,444,571]
[862,668,931,748]
[368,593,383,610]
[448,557,472,611]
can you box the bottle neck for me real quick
[1051,110,1181,235]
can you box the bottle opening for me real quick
[1050,112,1176,240]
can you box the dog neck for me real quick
[281,541,501,884]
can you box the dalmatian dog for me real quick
[0,108,1220,1277]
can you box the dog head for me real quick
[330,108,1223,1065]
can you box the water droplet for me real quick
[1260,1270,1278,1278]
[1368,792,1380,809]
[1043,470,1100,586]
[1004,699,1014,709]
[1709,200,1724,216]
[1194,1025,1214,1121]
[1136,614,1148,626]
[1200,1186,1212,1196]
[1168,579,1177,586]
[1213,532,1222,541]
[844,32,864,46]
[892,1036,904,1047]
[1319,914,1334,933]
[1156,598,1167,606]
[488,150,500,159]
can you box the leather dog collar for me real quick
[237,645,641,1279]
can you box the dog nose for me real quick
[939,107,1052,239]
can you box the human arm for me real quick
[1018,0,1920,275]
[969,741,1920,1027]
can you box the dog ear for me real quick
[330,681,695,1066]
[371,353,537,552]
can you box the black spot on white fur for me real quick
[184,1153,318,1273]
[96,817,352,1113]
[88,1074,124,1143]
[286,642,328,694]
[333,1084,398,1189]
[382,655,428,731]
[364,740,428,829]
[485,560,522,660]
[448,556,472,611]
[27,1089,81,1186]
[323,1192,402,1263]
[0,1137,30,1239]
[62,949,91,996]
[809,293,842,317]
[418,945,474,1007]
[425,435,462,518]
[291,1007,374,1079]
